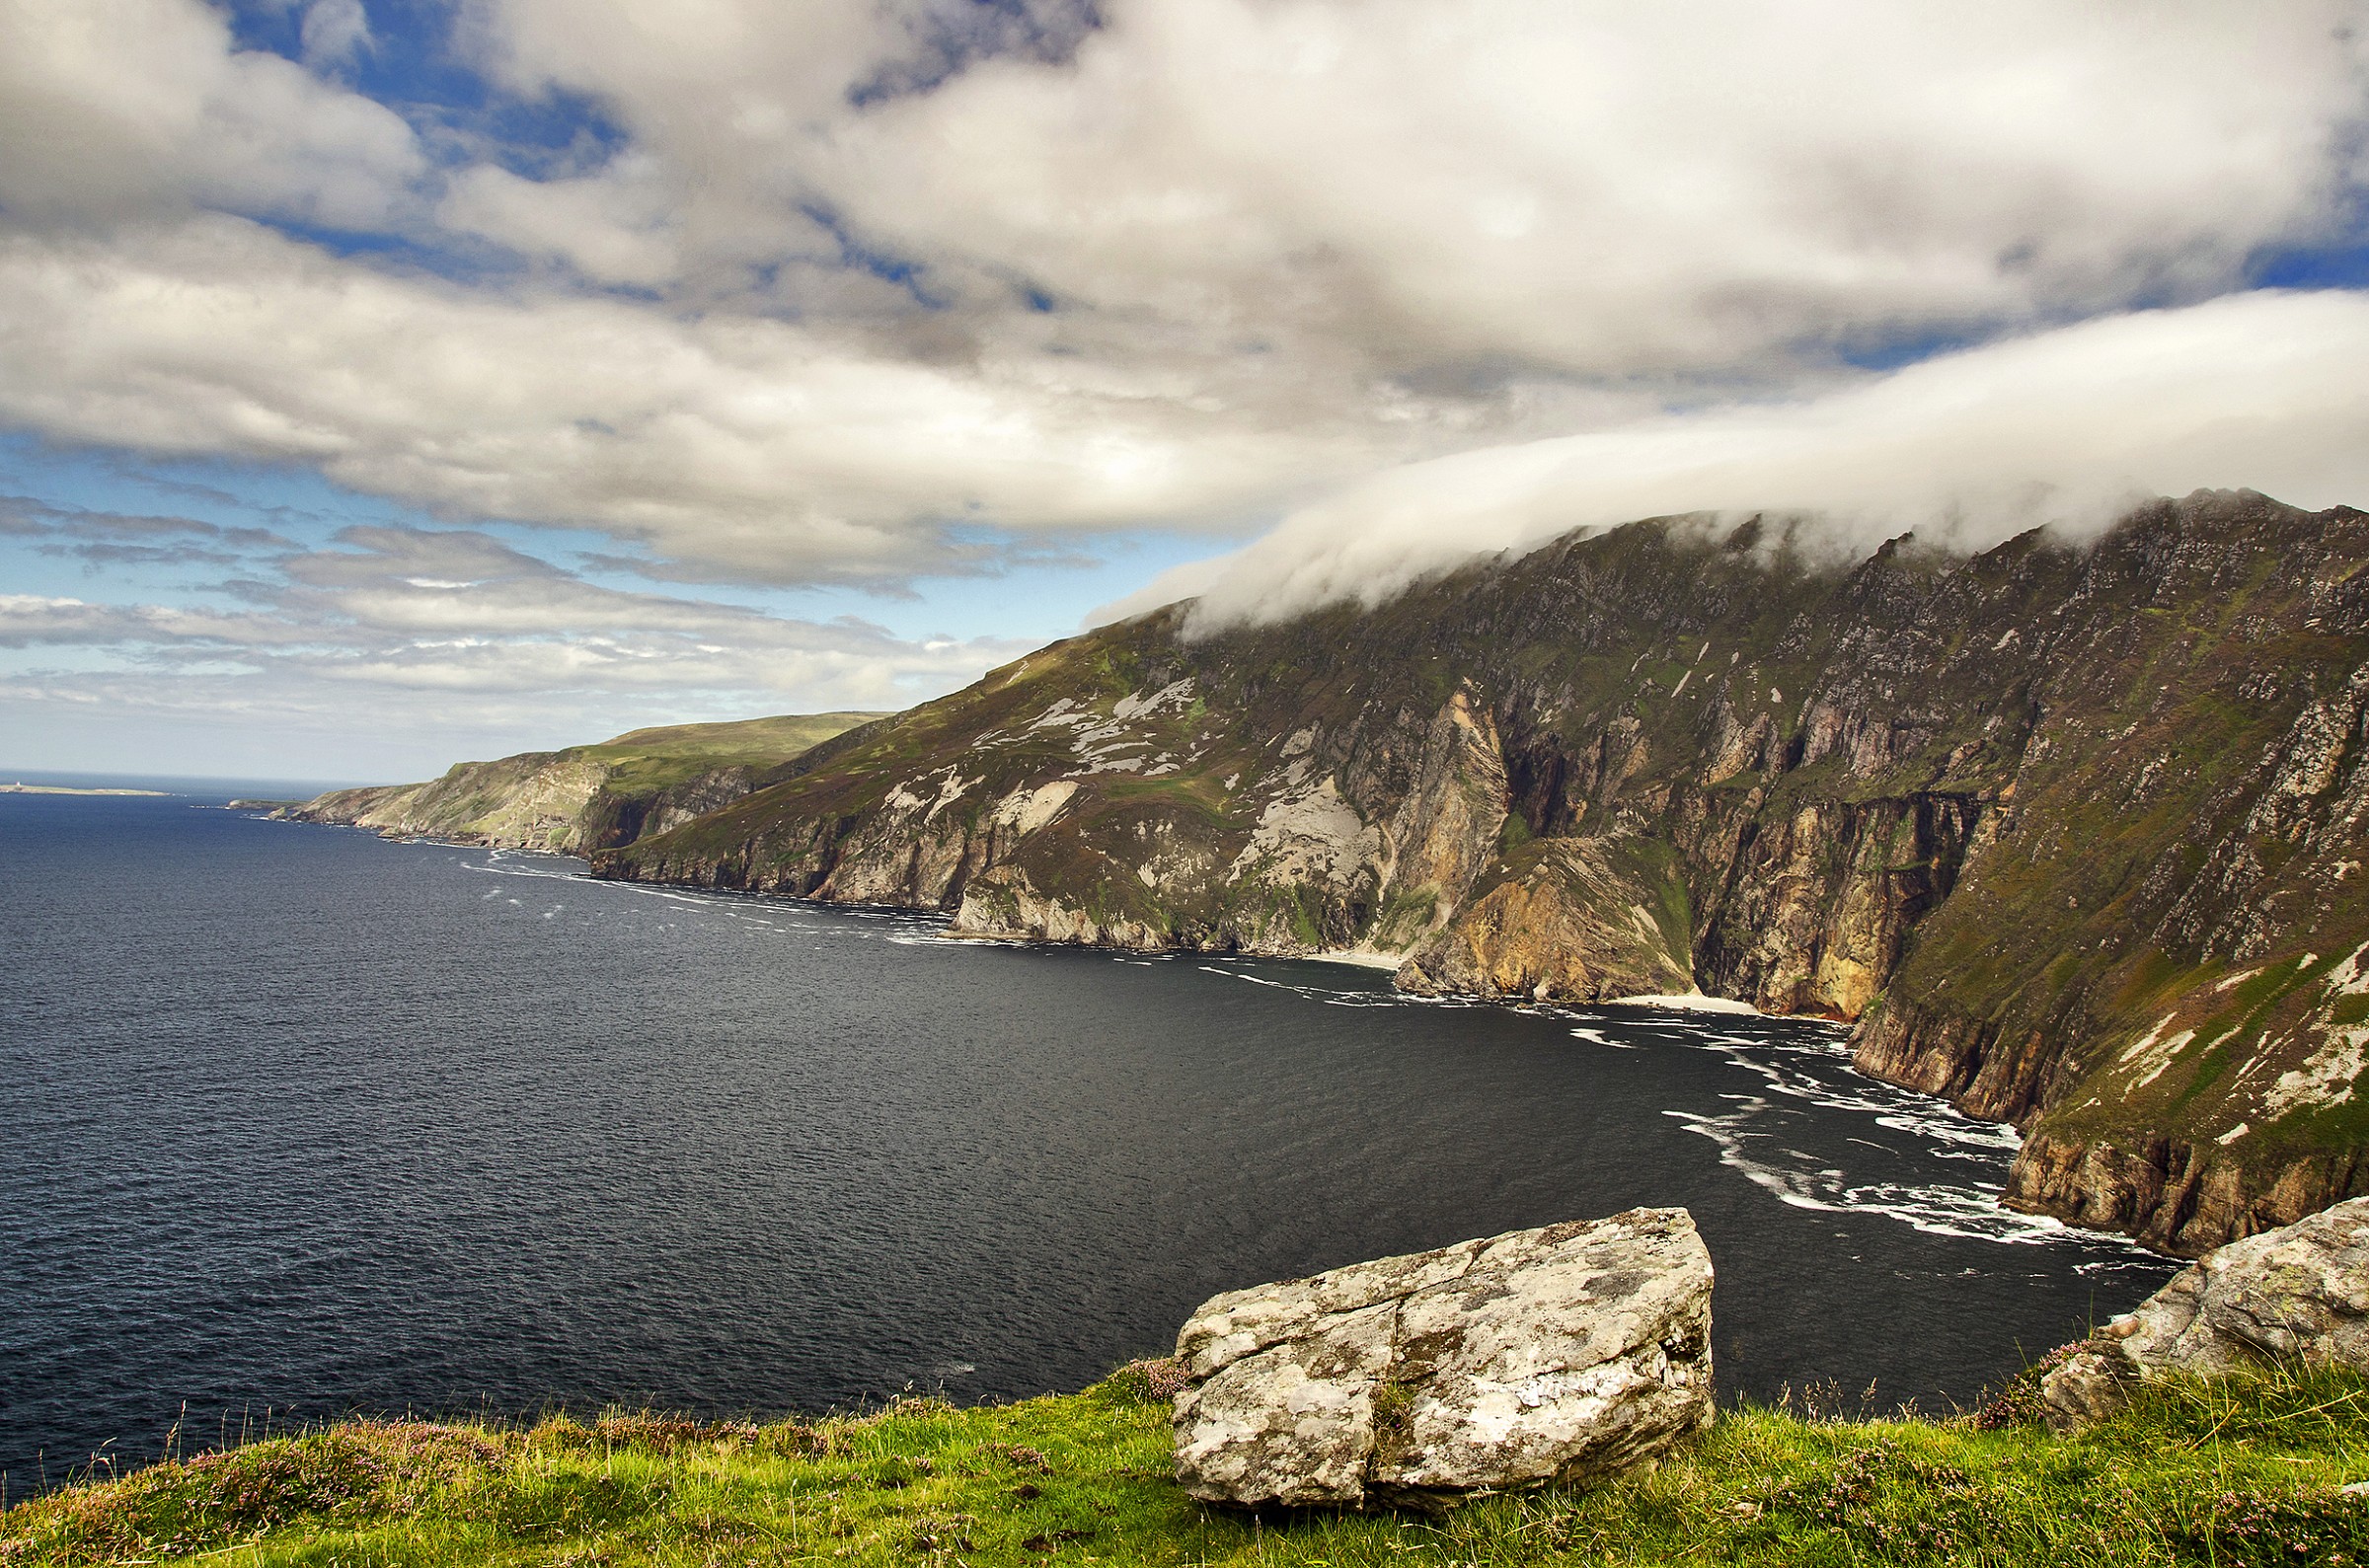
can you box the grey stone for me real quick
[1171,1209,1715,1509]
[2040,1195,2369,1428]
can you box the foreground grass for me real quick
[9,1363,2369,1567]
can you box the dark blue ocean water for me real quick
[0,784,2177,1493]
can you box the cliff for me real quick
[590,490,2369,1255]
[281,710,887,855]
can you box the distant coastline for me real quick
[1,782,171,797]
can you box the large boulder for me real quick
[1170,1209,1715,1509]
[2040,1196,2369,1428]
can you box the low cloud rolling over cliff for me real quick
[1115,289,2369,628]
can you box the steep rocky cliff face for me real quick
[591,490,2369,1255]
[283,710,886,854]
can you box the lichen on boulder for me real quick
[1170,1209,1716,1510]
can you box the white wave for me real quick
[1190,963,1427,1008]
[1661,1103,2076,1245]
[1676,1026,2024,1158]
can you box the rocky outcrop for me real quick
[294,753,612,852]
[2039,1197,2369,1427]
[1398,836,1693,1003]
[2001,1130,2369,1259]
[1171,1210,1715,1510]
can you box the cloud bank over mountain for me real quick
[1112,289,2369,627]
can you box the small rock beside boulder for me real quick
[1170,1208,1716,1509]
[2041,1195,2369,1428]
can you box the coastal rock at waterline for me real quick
[1170,1209,1715,1510]
[2040,1197,2369,1428]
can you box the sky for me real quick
[3,2,2368,783]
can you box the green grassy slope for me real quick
[285,710,889,854]
[11,1365,2369,1566]
[585,712,893,792]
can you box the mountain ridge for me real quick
[280,709,888,855]
[576,489,2369,1256]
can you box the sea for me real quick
[0,777,2178,1494]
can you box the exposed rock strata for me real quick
[2039,1196,2369,1427]
[1171,1210,1715,1509]
[1397,837,1692,1003]
[295,754,614,853]
[574,490,2369,1254]
[2000,1130,2369,1258]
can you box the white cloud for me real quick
[0,594,314,646]
[4,0,2366,599]
[0,0,422,230]
[435,157,684,286]
[1104,289,2369,627]
[0,658,905,781]
[0,218,1373,583]
[5,0,2369,777]
[480,0,2369,376]
[0,524,1029,775]
[299,0,372,69]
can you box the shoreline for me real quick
[1601,991,1768,1015]
[1303,948,1407,970]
